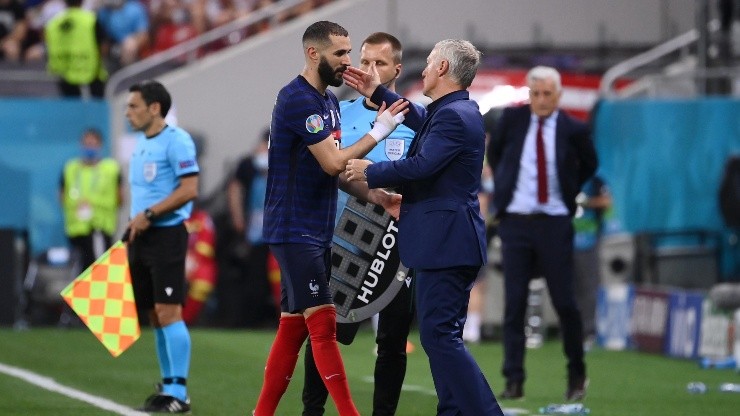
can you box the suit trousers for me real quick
[416,266,503,416]
[498,215,586,384]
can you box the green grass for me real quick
[0,327,738,415]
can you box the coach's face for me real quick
[421,48,442,99]
[528,78,561,118]
[317,35,351,87]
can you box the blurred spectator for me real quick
[0,0,28,62]
[147,0,199,57]
[22,0,65,62]
[219,128,280,327]
[45,0,108,98]
[573,175,611,350]
[96,0,148,68]
[183,203,218,325]
[59,127,123,270]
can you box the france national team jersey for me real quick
[263,75,342,247]
[334,98,416,220]
[129,125,199,226]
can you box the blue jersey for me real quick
[128,125,199,226]
[263,76,342,247]
[334,98,416,220]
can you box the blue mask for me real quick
[81,146,101,161]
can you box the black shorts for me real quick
[270,243,333,314]
[128,224,188,309]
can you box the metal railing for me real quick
[599,28,700,97]
[598,18,738,98]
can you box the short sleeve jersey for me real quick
[263,75,341,247]
[334,98,416,221]
[128,124,199,226]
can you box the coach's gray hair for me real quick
[432,39,481,89]
[526,66,562,91]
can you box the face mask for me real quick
[253,152,269,171]
[81,146,101,161]
[481,177,494,194]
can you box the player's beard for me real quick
[318,56,345,87]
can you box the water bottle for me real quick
[699,356,737,369]
[719,383,740,393]
[539,403,590,414]
[686,382,707,394]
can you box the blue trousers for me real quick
[416,266,504,416]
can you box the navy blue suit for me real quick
[488,105,597,387]
[367,86,503,416]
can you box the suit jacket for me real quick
[488,105,598,217]
[365,86,487,270]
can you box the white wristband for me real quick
[368,112,405,143]
[368,123,392,143]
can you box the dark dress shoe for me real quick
[565,376,588,401]
[500,381,524,399]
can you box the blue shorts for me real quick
[270,243,333,313]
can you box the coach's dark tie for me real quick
[536,117,548,203]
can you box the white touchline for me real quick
[0,362,148,416]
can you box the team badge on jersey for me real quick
[385,138,405,161]
[305,114,324,133]
[143,162,157,182]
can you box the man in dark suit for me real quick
[344,39,504,416]
[488,66,598,402]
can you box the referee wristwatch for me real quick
[144,208,157,221]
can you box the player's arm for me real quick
[339,174,401,220]
[308,99,409,176]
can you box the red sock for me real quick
[253,315,308,416]
[306,308,360,416]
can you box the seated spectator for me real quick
[96,0,148,68]
[0,0,28,62]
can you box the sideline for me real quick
[0,362,148,416]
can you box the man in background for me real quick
[45,0,108,98]
[60,127,122,271]
[488,65,597,401]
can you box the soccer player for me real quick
[252,21,408,416]
[124,80,198,413]
[302,31,417,416]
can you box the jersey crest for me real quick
[384,138,405,161]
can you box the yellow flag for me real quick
[60,241,140,357]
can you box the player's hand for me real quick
[368,99,409,143]
[345,158,372,182]
[381,192,402,220]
